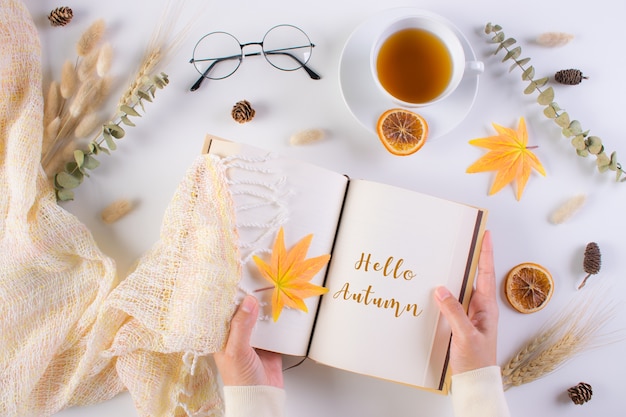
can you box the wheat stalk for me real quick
[52,1,193,201]
[502,289,618,390]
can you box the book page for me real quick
[308,179,484,390]
[206,137,348,356]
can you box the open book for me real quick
[204,135,487,394]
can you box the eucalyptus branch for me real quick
[53,72,169,201]
[484,23,625,183]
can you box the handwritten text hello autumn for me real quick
[333,252,423,318]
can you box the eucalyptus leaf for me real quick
[609,151,618,170]
[522,66,535,81]
[137,90,152,102]
[89,142,98,154]
[568,120,583,135]
[555,112,570,128]
[485,23,493,34]
[502,46,521,62]
[524,81,537,95]
[73,150,85,168]
[121,115,136,127]
[120,104,141,117]
[496,38,517,54]
[105,123,125,139]
[96,142,111,155]
[576,148,589,157]
[534,77,549,88]
[587,136,603,155]
[492,32,505,44]
[56,189,75,201]
[571,135,586,150]
[55,171,81,189]
[537,87,554,105]
[83,154,100,170]
[104,131,117,150]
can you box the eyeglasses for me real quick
[189,24,321,91]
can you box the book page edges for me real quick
[431,208,488,394]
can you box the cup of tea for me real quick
[371,13,483,107]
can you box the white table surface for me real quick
[20,0,626,416]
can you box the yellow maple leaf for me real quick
[252,227,330,322]
[466,117,546,200]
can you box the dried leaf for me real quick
[252,227,330,322]
[467,117,546,200]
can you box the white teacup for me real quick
[371,14,483,107]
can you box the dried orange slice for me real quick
[376,108,428,156]
[505,262,554,314]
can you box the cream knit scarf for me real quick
[0,1,240,416]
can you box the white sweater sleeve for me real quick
[451,366,511,417]
[223,385,286,417]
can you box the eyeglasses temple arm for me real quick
[264,50,321,80]
[190,59,220,91]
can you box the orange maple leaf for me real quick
[466,117,546,200]
[252,227,330,322]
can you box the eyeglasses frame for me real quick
[189,24,321,91]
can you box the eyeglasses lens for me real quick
[262,25,312,71]
[192,31,242,80]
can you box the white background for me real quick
[21,0,626,416]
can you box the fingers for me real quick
[435,286,474,337]
[224,295,259,356]
[475,230,496,297]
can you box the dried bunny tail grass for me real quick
[502,288,619,390]
[118,1,192,107]
[69,78,107,119]
[97,42,113,77]
[101,199,135,224]
[549,194,587,224]
[74,113,102,139]
[43,116,62,152]
[85,76,112,113]
[60,59,78,99]
[44,81,62,127]
[44,139,79,178]
[536,32,574,47]
[77,47,101,81]
[76,19,105,57]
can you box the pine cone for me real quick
[568,382,592,405]
[554,69,588,85]
[584,242,602,275]
[231,100,255,124]
[48,7,73,27]
[578,242,601,289]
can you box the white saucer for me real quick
[339,8,481,140]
